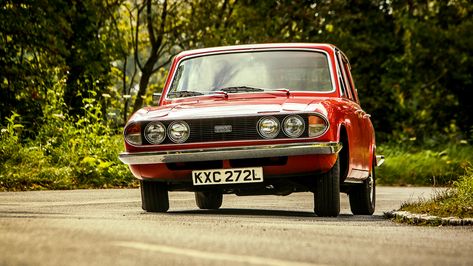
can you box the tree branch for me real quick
[146,0,156,46]
[151,54,175,74]
[223,0,237,30]
[134,3,145,71]
[154,0,168,51]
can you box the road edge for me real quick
[384,210,473,226]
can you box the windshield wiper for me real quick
[218,86,265,93]
[167,91,204,98]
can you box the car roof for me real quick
[175,43,337,59]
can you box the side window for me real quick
[341,55,359,104]
[335,51,354,101]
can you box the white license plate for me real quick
[192,167,264,186]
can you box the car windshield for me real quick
[167,50,333,98]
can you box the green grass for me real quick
[399,167,473,218]
[377,144,473,186]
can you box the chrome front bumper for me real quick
[119,142,342,165]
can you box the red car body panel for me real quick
[120,43,376,188]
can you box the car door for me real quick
[340,53,374,170]
[335,50,371,179]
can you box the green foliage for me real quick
[400,166,473,218]
[454,167,473,209]
[377,143,473,186]
[0,0,123,131]
[1,112,23,142]
[0,84,135,191]
[375,0,473,142]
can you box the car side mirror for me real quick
[152,93,162,106]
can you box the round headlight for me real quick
[144,122,166,144]
[168,121,190,143]
[283,115,305,138]
[257,116,280,139]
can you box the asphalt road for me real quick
[0,187,472,266]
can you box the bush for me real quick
[377,143,473,186]
[0,90,136,191]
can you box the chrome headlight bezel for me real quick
[282,115,305,138]
[168,121,190,143]
[144,121,167,144]
[257,116,280,139]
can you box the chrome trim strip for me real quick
[343,179,364,184]
[119,142,342,165]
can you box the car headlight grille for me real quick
[128,113,328,146]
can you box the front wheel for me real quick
[195,191,223,210]
[140,180,169,212]
[348,159,376,215]
[314,157,341,217]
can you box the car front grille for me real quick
[142,114,309,145]
[187,116,260,142]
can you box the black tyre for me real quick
[349,159,376,215]
[314,157,341,217]
[140,180,169,212]
[195,191,223,210]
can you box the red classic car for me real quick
[119,43,382,217]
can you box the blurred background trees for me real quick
[1,0,472,143]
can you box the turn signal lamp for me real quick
[308,115,328,137]
[124,123,142,145]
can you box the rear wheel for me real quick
[140,180,169,212]
[195,191,223,210]
[349,159,376,215]
[314,157,341,217]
